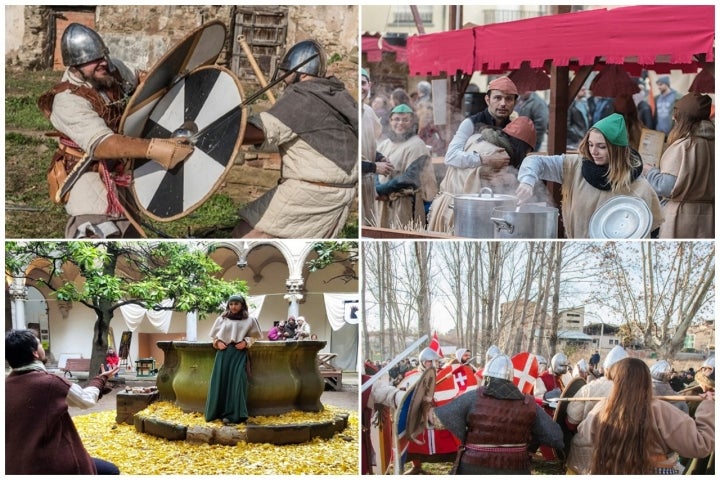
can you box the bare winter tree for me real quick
[364,242,437,359]
[595,241,714,358]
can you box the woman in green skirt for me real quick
[205,294,262,424]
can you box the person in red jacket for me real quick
[105,347,120,371]
[5,329,120,474]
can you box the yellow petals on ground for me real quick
[73,405,359,475]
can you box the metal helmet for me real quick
[275,39,326,81]
[61,23,111,68]
[573,358,588,377]
[551,353,569,375]
[418,347,441,366]
[536,355,547,368]
[603,345,629,371]
[650,360,673,382]
[484,354,514,382]
[485,345,502,364]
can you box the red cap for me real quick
[488,76,519,95]
[503,116,536,149]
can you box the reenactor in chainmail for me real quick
[650,360,689,414]
[427,354,563,474]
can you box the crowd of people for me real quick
[267,315,313,341]
[363,342,715,475]
[361,69,714,239]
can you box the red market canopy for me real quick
[362,34,409,63]
[407,5,715,77]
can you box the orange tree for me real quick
[6,241,246,378]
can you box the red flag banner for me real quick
[429,331,443,357]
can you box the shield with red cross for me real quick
[406,362,479,460]
[512,352,539,394]
[433,363,479,406]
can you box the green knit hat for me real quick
[227,294,245,303]
[391,103,414,114]
[361,68,370,81]
[592,113,629,147]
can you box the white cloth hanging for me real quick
[323,293,360,331]
[118,299,174,333]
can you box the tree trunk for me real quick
[361,248,371,364]
[414,241,432,337]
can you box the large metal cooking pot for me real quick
[453,187,518,238]
[491,205,559,239]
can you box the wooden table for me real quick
[317,353,343,391]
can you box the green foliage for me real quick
[5,241,247,317]
[142,193,241,238]
[308,241,358,275]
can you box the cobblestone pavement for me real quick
[69,374,359,417]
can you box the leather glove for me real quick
[146,138,194,170]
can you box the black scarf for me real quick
[581,158,643,191]
[225,311,247,321]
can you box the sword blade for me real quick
[187,53,319,145]
[361,335,429,393]
[58,154,94,202]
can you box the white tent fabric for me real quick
[331,322,359,372]
[119,299,174,333]
[323,293,360,372]
[322,293,360,331]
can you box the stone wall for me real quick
[6,5,359,90]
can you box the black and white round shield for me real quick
[131,65,246,221]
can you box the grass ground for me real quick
[5,69,358,239]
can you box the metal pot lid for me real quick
[455,187,518,203]
[588,195,652,239]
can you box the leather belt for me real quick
[59,143,85,159]
[465,443,527,453]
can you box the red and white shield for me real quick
[433,364,479,406]
[512,352,539,394]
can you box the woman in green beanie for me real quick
[205,294,262,425]
[515,113,663,238]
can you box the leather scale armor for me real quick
[462,388,536,471]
